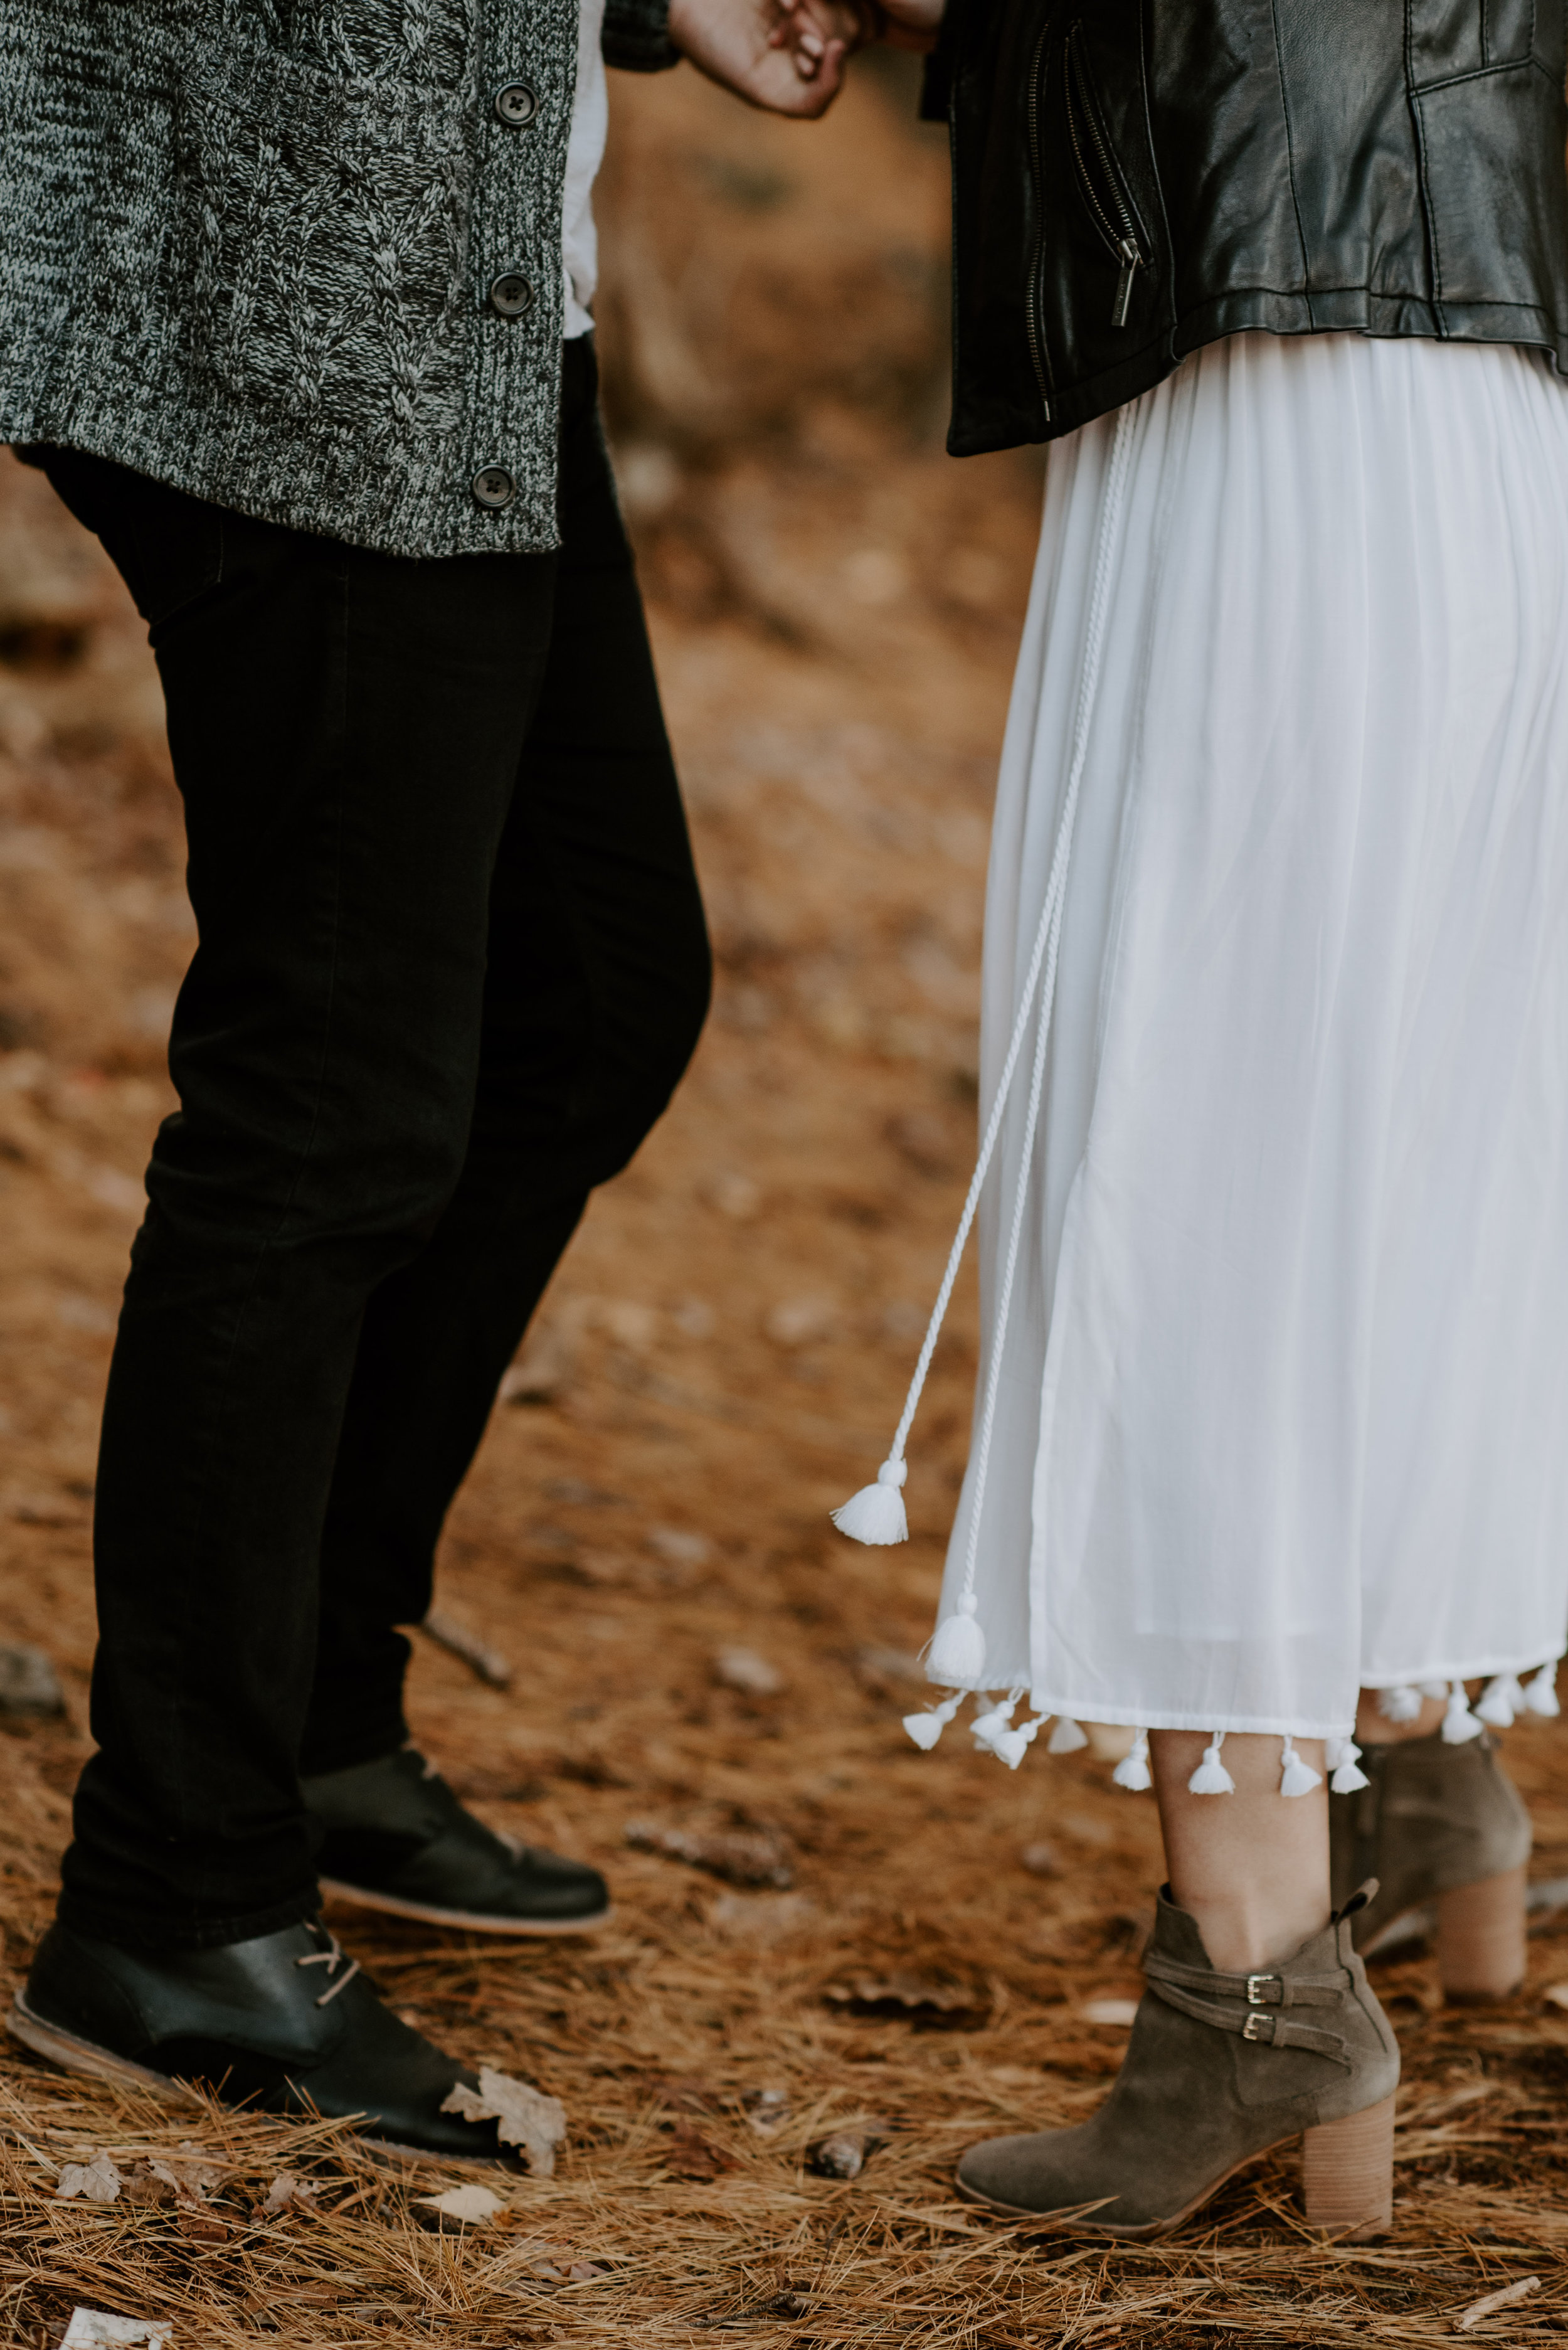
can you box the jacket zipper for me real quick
[1025,21,1055,422]
[1064,21,1146,328]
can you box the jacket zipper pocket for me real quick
[1064,20,1146,329]
[1025,21,1056,421]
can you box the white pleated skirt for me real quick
[940,330,1568,1740]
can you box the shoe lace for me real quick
[295,1930,362,2008]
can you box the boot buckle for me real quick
[1242,2010,1275,2042]
[1245,1973,1281,2006]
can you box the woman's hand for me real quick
[667,0,856,115]
[769,0,943,59]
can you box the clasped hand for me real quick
[667,0,943,120]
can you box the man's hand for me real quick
[668,0,858,117]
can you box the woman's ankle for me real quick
[1150,1729,1332,1974]
[1173,1886,1333,1973]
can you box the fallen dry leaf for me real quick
[752,2288,812,2319]
[441,2065,567,2177]
[55,2154,122,2204]
[415,2183,506,2229]
[1082,1999,1140,2028]
[60,2314,171,2350]
[807,2117,894,2179]
[709,1890,814,1943]
[120,2167,175,2209]
[150,2143,226,2199]
[526,2248,611,2281]
[258,2172,322,2218]
[0,1638,65,1715]
[1542,1982,1568,2011]
[626,1819,792,1888]
[175,2207,229,2244]
[823,1972,987,2029]
[763,1294,835,1348]
[499,1321,575,1405]
[419,1607,512,1689]
[713,1644,787,1697]
[663,2119,734,2180]
[647,1524,712,1568]
[704,1169,760,1221]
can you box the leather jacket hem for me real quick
[948,300,1568,460]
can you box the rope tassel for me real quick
[1441,1681,1485,1745]
[1113,1730,1151,1791]
[1278,1735,1322,1797]
[927,1593,987,1687]
[1326,1735,1369,1793]
[1525,1663,1560,1718]
[995,1715,1047,1770]
[1476,1674,1523,1729]
[829,409,1141,1717]
[970,1692,1020,1754]
[1377,1684,1423,1723]
[1047,1716,1088,1754]
[902,1692,963,1752]
[1187,1733,1235,1794]
[830,1457,908,1546]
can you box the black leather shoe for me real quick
[304,1747,611,1935]
[9,1918,511,2163]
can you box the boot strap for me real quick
[1146,1977,1352,2066]
[1145,1954,1350,2009]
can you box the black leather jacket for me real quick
[928,1,1568,455]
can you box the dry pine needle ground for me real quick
[5,58,1568,2350]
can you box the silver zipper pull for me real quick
[1112,238,1140,329]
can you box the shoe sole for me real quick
[6,1991,509,2172]
[317,1878,612,1935]
[955,2097,1394,2243]
[955,2145,1267,2241]
[7,1990,203,2108]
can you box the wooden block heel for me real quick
[1301,2093,1395,2237]
[1436,1863,1527,2002]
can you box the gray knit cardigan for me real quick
[0,0,677,558]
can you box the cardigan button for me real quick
[494,81,539,127]
[471,465,516,511]
[488,272,535,319]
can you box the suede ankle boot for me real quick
[1330,1731,1531,2000]
[956,1885,1399,2240]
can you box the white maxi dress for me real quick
[935,329,1568,1745]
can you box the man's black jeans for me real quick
[33,341,711,1949]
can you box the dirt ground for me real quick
[4,55,1568,2350]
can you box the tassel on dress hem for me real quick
[898,1664,1562,1777]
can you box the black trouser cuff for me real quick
[55,1885,321,1954]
